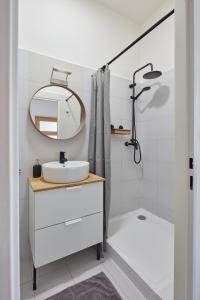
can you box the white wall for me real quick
[138,69,175,222]
[110,76,143,217]
[18,0,174,79]
[132,0,175,222]
[18,0,140,79]
[18,49,141,259]
[139,0,174,78]
[18,49,90,258]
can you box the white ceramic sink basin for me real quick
[42,161,89,183]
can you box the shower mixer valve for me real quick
[125,139,138,149]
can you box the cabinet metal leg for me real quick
[33,266,37,291]
[97,243,102,260]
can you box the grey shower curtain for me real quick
[88,66,111,247]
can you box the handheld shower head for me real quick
[143,70,162,80]
[134,86,151,100]
[143,86,151,91]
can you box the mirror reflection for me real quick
[30,85,85,140]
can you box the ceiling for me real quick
[98,0,166,24]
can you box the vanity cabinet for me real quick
[29,174,104,290]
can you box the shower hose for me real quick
[132,130,141,165]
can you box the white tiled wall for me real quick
[18,49,174,258]
[109,75,143,218]
[18,49,141,258]
[18,50,93,257]
[138,70,175,222]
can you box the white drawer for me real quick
[34,212,103,268]
[34,182,103,229]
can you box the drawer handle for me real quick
[65,218,82,226]
[65,186,83,191]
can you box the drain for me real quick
[137,215,146,220]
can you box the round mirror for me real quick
[29,85,86,140]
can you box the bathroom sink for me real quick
[42,161,89,183]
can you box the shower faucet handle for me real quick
[125,140,138,149]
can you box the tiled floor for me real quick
[20,247,145,300]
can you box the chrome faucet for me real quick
[59,151,68,164]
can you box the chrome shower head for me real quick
[143,70,162,80]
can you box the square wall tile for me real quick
[111,136,123,162]
[111,161,122,183]
[156,116,175,139]
[157,162,174,186]
[141,139,157,162]
[122,160,143,182]
[110,182,122,217]
[142,120,158,140]
[157,138,175,163]
[110,97,132,124]
[110,76,130,99]
[157,183,174,212]
[140,180,157,214]
[143,161,157,182]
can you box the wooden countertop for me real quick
[29,173,105,192]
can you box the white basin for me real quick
[42,161,89,183]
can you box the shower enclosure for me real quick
[108,66,175,300]
[104,9,175,300]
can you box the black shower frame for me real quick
[101,9,175,70]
